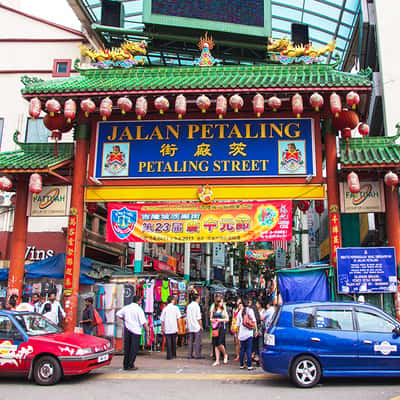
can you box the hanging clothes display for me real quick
[161,280,170,303]
[144,280,155,313]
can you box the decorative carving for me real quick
[194,32,216,66]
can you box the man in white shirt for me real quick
[186,293,203,359]
[116,295,149,371]
[41,292,66,327]
[160,295,181,360]
[15,295,34,312]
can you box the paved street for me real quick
[1,343,400,400]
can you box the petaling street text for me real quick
[137,159,269,173]
[106,121,302,142]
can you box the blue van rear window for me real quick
[294,307,314,328]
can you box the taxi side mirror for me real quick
[392,326,400,337]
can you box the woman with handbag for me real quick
[231,298,243,362]
[210,297,229,367]
[236,299,257,370]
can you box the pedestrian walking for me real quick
[237,300,256,370]
[41,292,66,327]
[7,295,17,310]
[161,295,181,360]
[210,296,229,367]
[186,293,203,359]
[247,297,261,364]
[16,294,34,312]
[32,293,43,314]
[264,300,276,331]
[116,295,149,371]
[231,297,243,362]
[79,297,95,335]
[42,302,57,323]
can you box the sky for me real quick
[10,0,81,30]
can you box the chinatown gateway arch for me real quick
[1,23,400,331]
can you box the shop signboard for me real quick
[245,249,274,260]
[106,200,292,243]
[64,212,77,297]
[94,119,316,179]
[29,186,70,217]
[213,243,225,266]
[275,247,286,268]
[339,181,385,214]
[337,247,397,294]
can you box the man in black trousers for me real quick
[161,295,181,360]
[117,295,149,370]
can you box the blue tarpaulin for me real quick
[277,268,330,303]
[0,253,94,284]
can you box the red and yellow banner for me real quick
[107,201,292,243]
[64,213,77,296]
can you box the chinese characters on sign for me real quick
[64,213,77,296]
[329,207,341,266]
[95,119,316,179]
[107,201,292,243]
[337,247,397,294]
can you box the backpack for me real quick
[242,308,256,330]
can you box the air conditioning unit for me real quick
[0,192,14,207]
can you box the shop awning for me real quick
[0,253,95,284]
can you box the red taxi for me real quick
[0,310,113,385]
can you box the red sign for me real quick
[329,208,342,266]
[153,259,176,273]
[107,201,292,243]
[64,213,77,296]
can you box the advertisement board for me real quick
[94,119,316,179]
[339,181,385,213]
[29,186,70,217]
[337,247,397,294]
[107,200,292,243]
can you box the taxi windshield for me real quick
[14,313,62,336]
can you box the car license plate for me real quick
[97,354,109,363]
[264,334,275,346]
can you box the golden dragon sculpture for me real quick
[80,40,148,62]
[268,37,336,57]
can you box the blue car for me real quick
[261,301,400,388]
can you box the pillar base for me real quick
[134,260,142,275]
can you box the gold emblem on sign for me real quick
[197,185,214,204]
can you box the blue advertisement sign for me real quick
[94,118,315,179]
[337,247,397,294]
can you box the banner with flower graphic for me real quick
[106,201,292,243]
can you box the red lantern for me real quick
[64,99,76,123]
[252,94,264,117]
[292,93,303,118]
[330,92,342,117]
[229,94,244,113]
[100,97,113,121]
[297,200,310,213]
[29,173,42,194]
[347,171,360,194]
[117,97,133,115]
[346,91,360,110]
[43,114,70,132]
[0,177,12,191]
[154,96,169,115]
[384,171,399,191]
[309,92,324,112]
[29,98,41,119]
[216,95,227,119]
[315,200,325,215]
[135,96,148,120]
[196,95,211,113]
[267,96,282,112]
[45,98,61,117]
[80,98,96,118]
[333,109,360,131]
[358,123,370,137]
[175,95,187,119]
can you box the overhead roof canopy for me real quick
[71,0,361,66]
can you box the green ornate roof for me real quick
[340,125,400,169]
[0,132,74,171]
[21,63,372,97]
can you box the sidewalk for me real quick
[101,332,266,377]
